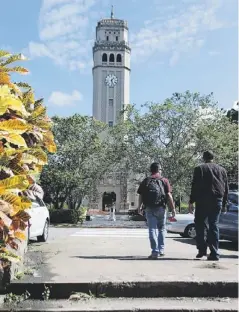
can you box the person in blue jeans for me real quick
[188,151,228,261]
[137,163,176,259]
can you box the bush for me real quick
[178,203,189,214]
[0,50,56,262]
[50,209,79,224]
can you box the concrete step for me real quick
[0,297,237,312]
[5,281,238,300]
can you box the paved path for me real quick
[21,228,238,284]
[70,228,149,238]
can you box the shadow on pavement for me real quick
[173,238,238,259]
[71,256,195,261]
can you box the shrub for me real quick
[50,209,79,224]
[0,50,56,263]
[177,203,189,214]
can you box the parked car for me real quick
[26,197,50,242]
[218,191,238,243]
[167,191,238,241]
[166,213,196,238]
[128,206,138,216]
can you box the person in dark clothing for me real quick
[188,151,228,261]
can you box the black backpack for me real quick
[143,177,166,207]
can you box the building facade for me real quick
[92,9,138,212]
[92,9,130,126]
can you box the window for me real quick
[38,198,45,207]
[109,99,113,106]
[108,121,113,127]
[116,36,118,41]
[131,202,135,206]
[31,199,40,209]
[109,54,115,62]
[102,53,107,62]
[106,36,109,41]
[116,54,122,63]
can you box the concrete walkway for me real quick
[17,230,238,284]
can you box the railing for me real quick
[101,62,122,66]
[98,19,128,27]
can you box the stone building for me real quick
[91,7,138,212]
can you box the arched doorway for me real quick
[102,191,116,211]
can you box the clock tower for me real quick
[91,8,136,213]
[92,7,131,126]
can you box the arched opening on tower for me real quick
[102,191,116,211]
[116,54,122,63]
[109,54,115,63]
[102,53,107,62]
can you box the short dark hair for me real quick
[203,151,214,161]
[150,162,161,173]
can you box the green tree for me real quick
[40,114,111,209]
[111,91,238,198]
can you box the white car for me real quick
[26,197,50,242]
[166,213,196,238]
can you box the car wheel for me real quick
[184,224,196,239]
[37,220,49,242]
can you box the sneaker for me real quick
[159,251,165,257]
[148,253,159,260]
[196,252,207,259]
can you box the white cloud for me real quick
[25,0,234,70]
[48,90,83,106]
[130,0,232,66]
[26,0,110,71]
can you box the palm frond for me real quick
[0,50,11,58]
[0,54,26,67]
[6,66,29,75]
[14,82,32,91]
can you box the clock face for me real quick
[105,74,118,87]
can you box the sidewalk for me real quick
[16,233,238,284]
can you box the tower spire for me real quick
[111,5,114,19]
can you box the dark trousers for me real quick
[195,198,222,257]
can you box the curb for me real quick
[4,281,238,299]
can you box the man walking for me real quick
[188,151,228,261]
[137,162,176,259]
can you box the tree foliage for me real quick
[111,92,238,197]
[0,50,56,263]
[40,115,114,209]
[39,91,237,210]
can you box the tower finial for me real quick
[111,5,114,19]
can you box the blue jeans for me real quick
[145,207,166,254]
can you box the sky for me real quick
[0,0,238,117]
